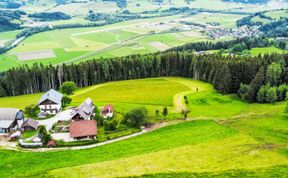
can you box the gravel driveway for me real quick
[38,109,73,131]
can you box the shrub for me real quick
[61,95,72,107]
[162,107,168,117]
[266,87,277,103]
[124,107,148,128]
[60,81,77,95]
[24,104,39,118]
[103,119,118,131]
[38,126,52,145]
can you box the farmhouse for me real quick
[71,98,95,121]
[70,120,97,140]
[21,119,39,131]
[0,108,24,133]
[38,89,63,115]
[101,104,114,118]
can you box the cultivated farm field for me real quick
[0,77,287,177]
[0,12,246,71]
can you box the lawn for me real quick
[0,120,238,177]
[22,130,38,139]
[0,93,42,110]
[0,77,287,177]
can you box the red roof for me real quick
[104,104,113,112]
[47,140,57,147]
[102,104,114,115]
[70,120,97,138]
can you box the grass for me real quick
[48,134,286,178]
[265,10,288,20]
[0,120,237,177]
[0,10,243,72]
[0,77,288,177]
[22,130,38,139]
[187,91,248,118]
[181,13,246,28]
[250,47,286,56]
[0,93,42,110]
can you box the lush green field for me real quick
[250,47,286,56]
[0,77,212,118]
[265,10,288,20]
[0,77,288,177]
[0,14,210,71]
[0,0,283,71]
[0,93,42,109]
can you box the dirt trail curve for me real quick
[165,78,203,112]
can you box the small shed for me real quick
[22,119,39,131]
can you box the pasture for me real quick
[0,86,287,177]
[0,77,287,177]
[0,11,248,71]
[250,47,286,56]
[265,10,288,20]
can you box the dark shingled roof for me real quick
[70,120,97,138]
[22,119,39,129]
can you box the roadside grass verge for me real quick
[0,120,236,177]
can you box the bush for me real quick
[60,81,77,95]
[162,107,168,117]
[266,87,277,103]
[61,95,72,107]
[24,104,39,118]
[124,107,148,128]
[38,126,52,145]
[257,84,269,103]
[103,119,118,131]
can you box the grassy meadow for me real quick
[0,77,288,177]
[0,9,248,71]
[0,14,209,71]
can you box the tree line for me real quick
[0,50,287,103]
[28,12,71,21]
[167,36,287,53]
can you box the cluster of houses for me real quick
[206,26,260,39]
[0,89,114,146]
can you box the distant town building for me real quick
[38,89,63,115]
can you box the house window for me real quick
[0,128,5,133]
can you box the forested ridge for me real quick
[0,50,287,103]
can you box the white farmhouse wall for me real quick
[39,104,61,114]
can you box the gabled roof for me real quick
[70,120,97,138]
[0,108,23,129]
[102,104,114,112]
[72,98,95,120]
[22,119,39,129]
[38,89,63,105]
[101,104,114,115]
